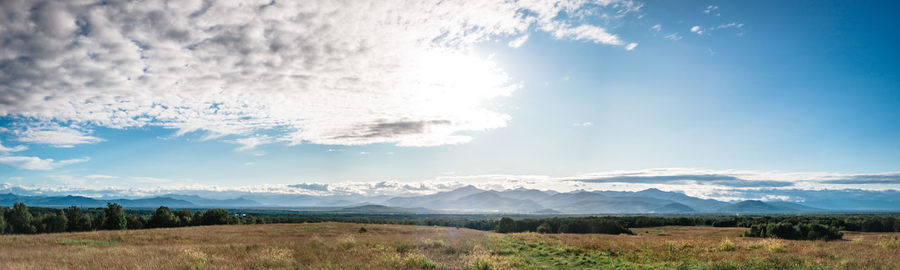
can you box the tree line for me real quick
[742,222,843,241]
[2,202,899,240]
[0,203,261,234]
[496,216,634,234]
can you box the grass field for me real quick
[1,223,898,269]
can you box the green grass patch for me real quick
[298,225,329,231]
[58,239,118,246]
[403,256,437,269]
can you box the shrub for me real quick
[403,256,437,269]
[719,239,737,251]
[880,238,900,250]
[470,257,494,270]
[536,223,552,234]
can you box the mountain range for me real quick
[1,186,895,214]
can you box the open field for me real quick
[1,223,898,269]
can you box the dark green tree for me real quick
[8,203,36,234]
[65,206,92,232]
[92,213,106,231]
[102,203,127,230]
[174,209,194,227]
[37,210,68,233]
[148,206,178,228]
[126,215,146,230]
[0,206,7,234]
[497,217,516,233]
[198,208,233,225]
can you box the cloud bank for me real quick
[0,0,640,148]
[4,168,899,201]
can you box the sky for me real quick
[1,0,899,200]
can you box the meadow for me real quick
[1,222,898,269]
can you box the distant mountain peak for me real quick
[455,185,481,191]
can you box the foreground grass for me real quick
[481,226,900,269]
[0,223,897,269]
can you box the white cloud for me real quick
[552,24,627,46]
[0,140,27,152]
[704,5,720,16]
[8,123,103,148]
[0,156,89,170]
[663,33,682,40]
[228,136,272,151]
[715,22,744,30]
[508,35,530,48]
[650,24,662,32]
[625,42,638,51]
[0,0,640,148]
[690,25,703,34]
[689,22,744,37]
[573,122,593,127]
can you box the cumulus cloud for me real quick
[690,26,703,34]
[0,0,641,148]
[0,156,89,170]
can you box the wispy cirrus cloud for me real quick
[0,156,89,170]
[0,0,641,148]
[0,139,27,152]
[571,173,795,188]
[704,5,720,16]
[815,173,900,185]
[6,123,103,148]
[664,33,683,40]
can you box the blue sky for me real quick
[0,0,898,199]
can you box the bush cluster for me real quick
[743,222,843,241]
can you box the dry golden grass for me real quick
[0,224,898,269]
[485,226,900,269]
[0,223,492,270]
